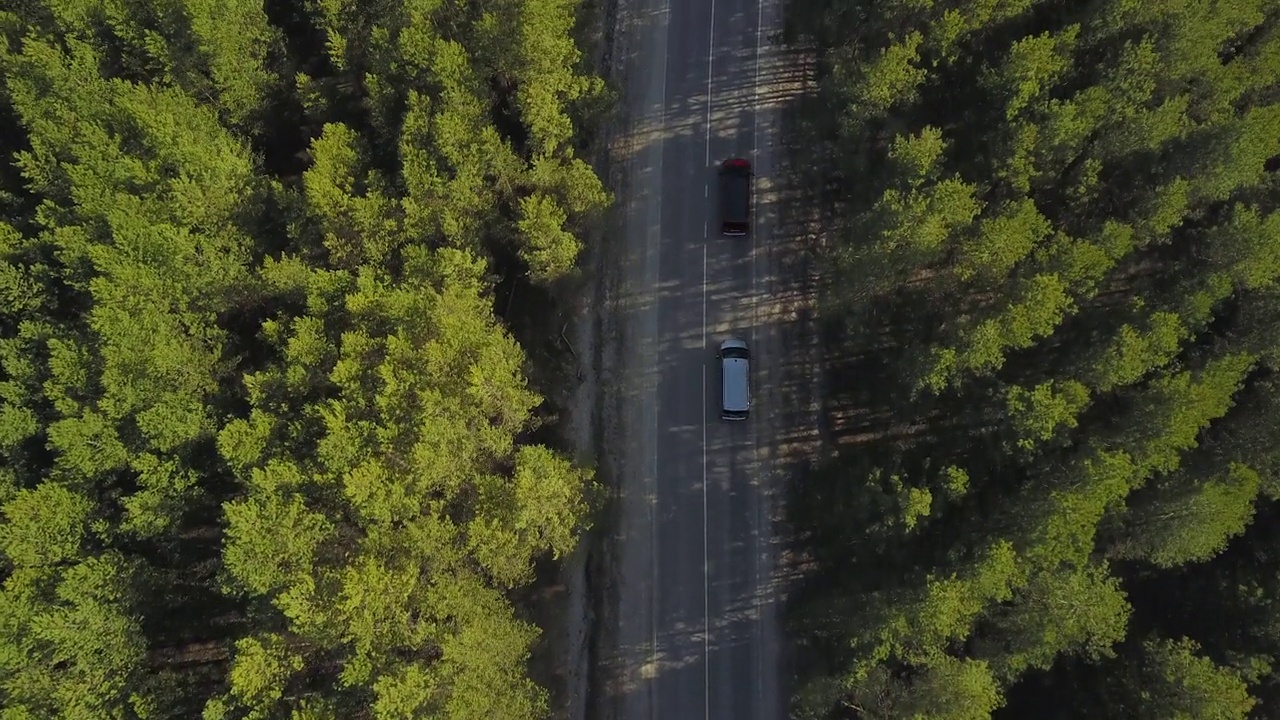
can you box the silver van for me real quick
[719,339,751,421]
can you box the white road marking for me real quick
[650,441,658,718]
[657,7,669,124]
[703,3,716,716]
[751,0,761,345]
[702,363,710,720]
[651,404,658,719]
[705,0,716,166]
[752,0,766,715]
[752,0,762,161]
[650,1,671,714]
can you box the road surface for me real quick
[600,0,802,716]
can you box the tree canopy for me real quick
[786,0,1280,716]
[0,0,605,716]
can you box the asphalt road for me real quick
[607,0,787,716]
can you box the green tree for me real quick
[10,0,279,130]
[0,529,151,719]
[973,562,1130,682]
[1111,462,1262,568]
[913,271,1074,393]
[984,27,1080,122]
[843,656,1004,720]
[216,246,588,716]
[826,127,981,311]
[516,192,581,283]
[790,0,1280,714]
[1004,379,1091,450]
[950,198,1053,286]
[302,122,404,270]
[0,0,606,715]
[1122,637,1256,720]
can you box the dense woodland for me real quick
[0,0,606,718]
[784,0,1280,717]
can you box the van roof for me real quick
[721,170,750,224]
[722,356,750,413]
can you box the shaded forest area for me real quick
[783,0,1280,717]
[0,0,609,718]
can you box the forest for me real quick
[783,0,1280,717]
[0,0,607,718]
